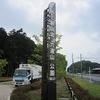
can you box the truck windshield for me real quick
[14,70,30,77]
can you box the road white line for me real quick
[7,95,10,100]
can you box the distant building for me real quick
[91,68,100,74]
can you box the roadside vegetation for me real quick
[10,81,41,100]
[57,78,71,100]
[0,27,67,79]
[71,76,100,98]
[66,75,100,100]
[1,27,68,100]
[10,78,71,100]
[0,59,8,77]
[0,77,12,82]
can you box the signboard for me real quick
[47,3,56,81]
[42,2,56,100]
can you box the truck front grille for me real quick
[15,80,24,82]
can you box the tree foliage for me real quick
[0,27,68,78]
[56,53,67,79]
[0,59,8,77]
[0,28,7,58]
[6,29,35,64]
[28,44,42,65]
[56,34,62,51]
[0,27,36,76]
[32,33,62,52]
[67,60,100,73]
[32,33,67,79]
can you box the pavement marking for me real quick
[7,96,10,100]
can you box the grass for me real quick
[10,81,41,100]
[57,78,71,100]
[11,78,72,100]
[69,75,100,98]
[26,78,72,100]
[27,89,41,100]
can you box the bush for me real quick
[10,81,41,100]
[10,92,31,100]
[0,77,12,82]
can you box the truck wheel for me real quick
[15,85,18,87]
[30,80,33,83]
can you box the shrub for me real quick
[0,77,12,82]
[10,81,41,100]
[10,92,31,100]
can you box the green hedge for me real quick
[0,77,12,82]
[10,82,41,100]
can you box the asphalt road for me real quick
[75,74,100,84]
[0,81,14,100]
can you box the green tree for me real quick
[5,29,35,76]
[56,53,67,79]
[32,33,62,52]
[0,27,36,77]
[31,33,63,65]
[6,29,35,64]
[0,27,7,59]
[32,34,68,79]
[0,59,8,77]
[28,44,42,65]
[56,34,62,51]
[28,34,43,65]
[67,60,100,73]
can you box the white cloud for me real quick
[8,0,90,24]
[73,0,90,9]
[56,0,90,34]
[8,0,43,22]
[90,32,100,40]
[5,0,100,66]
[59,32,100,66]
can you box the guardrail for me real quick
[64,77,77,100]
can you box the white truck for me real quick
[13,64,42,87]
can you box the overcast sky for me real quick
[0,0,100,67]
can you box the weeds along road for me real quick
[0,81,14,100]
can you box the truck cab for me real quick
[13,68,31,87]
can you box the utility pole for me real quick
[80,54,82,77]
[72,53,74,64]
[89,67,91,82]
[72,53,74,75]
